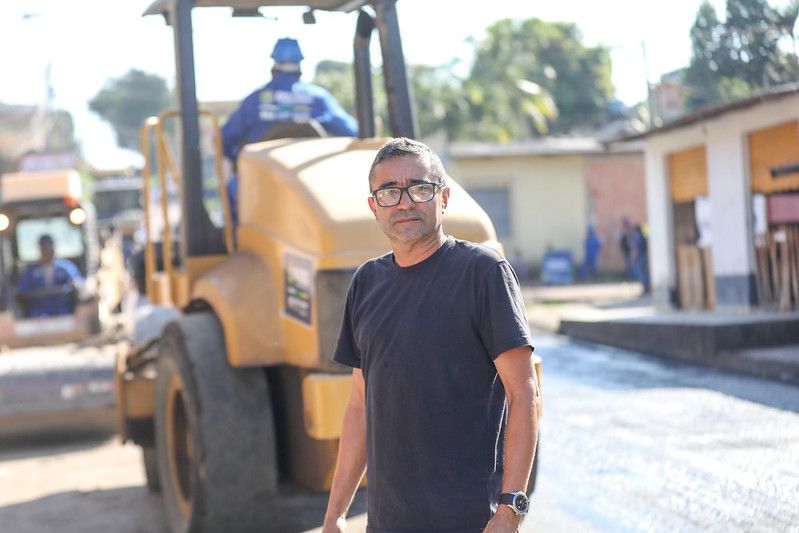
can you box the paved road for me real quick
[523,328,799,532]
[1,329,797,532]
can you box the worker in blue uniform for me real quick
[16,234,85,318]
[222,37,359,224]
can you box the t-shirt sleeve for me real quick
[333,277,362,369]
[477,260,534,360]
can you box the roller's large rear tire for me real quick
[142,446,161,492]
[154,313,277,533]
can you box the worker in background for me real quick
[16,234,85,318]
[619,216,634,280]
[222,37,359,224]
[579,223,603,280]
[630,224,650,293]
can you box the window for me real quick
[16,216,84,261]
[468,187,511,237]
[93,189,141,220]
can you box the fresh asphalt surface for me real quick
[524,327,799,532]
[1,322,797,532]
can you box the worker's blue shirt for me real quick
[222,72,359,163]
[221,72,358,225]
[16,259,84,318]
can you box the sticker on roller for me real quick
[284,253,313,326]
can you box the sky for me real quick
[0,0,790,168]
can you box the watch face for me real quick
[513,493,529,513]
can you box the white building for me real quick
[634,84,799,310]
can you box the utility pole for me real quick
[642,41,655,129]
[22,12,52,151]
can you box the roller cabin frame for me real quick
[144,0,417,260]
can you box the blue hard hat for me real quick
[271,38,304,63]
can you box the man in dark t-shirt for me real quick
[322,138,541,533]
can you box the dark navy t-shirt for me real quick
[334,237,533,532]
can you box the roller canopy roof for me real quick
[144,0,370,15]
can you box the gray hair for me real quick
[368,137,447,190]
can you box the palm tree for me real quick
[515,79,558,135]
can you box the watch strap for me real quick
[498,493,516,506]
[498,491,529,515]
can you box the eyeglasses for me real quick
[371,182,442,207]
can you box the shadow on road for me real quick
[265,484,367,531]
[0,430,114,462]
[0,482,367,533]
[0,486,167,533]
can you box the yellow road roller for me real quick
[115,2,541,531]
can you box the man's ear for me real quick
[442,187,450,210]
[367,196,377,217]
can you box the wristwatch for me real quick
[498,491,529,515]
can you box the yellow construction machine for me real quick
[115,2,541,531]
[0,169,102,346]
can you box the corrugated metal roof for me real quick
[144,0,368,15]
[619,82,799,142]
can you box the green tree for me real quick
[313,61,461,138]
[407,64,465,138]
[89,69,172,150]
[684,1,727,109]
[456,18,612,140]
[312,60,390,134]
[314,18,611,141]
[313,60,357,116]
[684,0,799,111]
[720,0,793,86]
[777,0,799,71]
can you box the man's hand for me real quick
[484,506,522,532]
[321,516,347,533]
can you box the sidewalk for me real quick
[524,281,799,384]
[523,281,651,332]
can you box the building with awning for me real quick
[629,83,799,311]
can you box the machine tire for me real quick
[142,446,161,492]
[154,313,278,533]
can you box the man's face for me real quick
[40,243,54,265]
[367,155,449,245]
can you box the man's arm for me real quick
[221,95,255,162]
[322,368,367,532]
[485,345,541,532]
[60,260,84,286]
[317,89,359,137]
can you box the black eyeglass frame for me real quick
[370,182,444,207]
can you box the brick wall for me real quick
[584,152,647,273]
